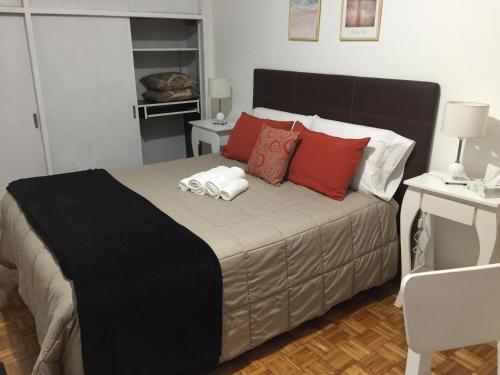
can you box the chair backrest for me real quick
[403,263,500,354]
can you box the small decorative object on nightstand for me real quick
[467,164,500,198]
[442,101,490,180]
[189,119,235,157]
[395,172,500,307]
[208,78,231,125]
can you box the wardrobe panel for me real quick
[30,0,128,11]
[29,0,201,14]
[0,0,22,6]
[0,15,47,191]
[32,15,142,173]
[127,0,201,14]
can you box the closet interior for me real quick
[131,17,203,163]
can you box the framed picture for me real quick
[289,0,322,41]
[340,0,383,41]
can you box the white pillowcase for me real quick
[311,115,415,201]
[253,107,314,128]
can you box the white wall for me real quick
[206,0,500,268]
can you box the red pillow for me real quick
[221,112,294,163]
[288,122,370,200]
[246,126,300,186]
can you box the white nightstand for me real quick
[395,173,500,307]
[189,119,235,157]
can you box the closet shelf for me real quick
[132,47,198,52]
[137,99,200,119]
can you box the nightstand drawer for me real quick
[421,193,475,225]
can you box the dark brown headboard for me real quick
[253,69,441,205]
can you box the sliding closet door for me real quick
[0,15,47,191]
[32,15,142,173]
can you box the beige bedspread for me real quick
[0,154,398,375]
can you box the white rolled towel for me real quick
[220,179,249,201]
[204,167,246,199]
[188,166,229,195]
[179,171,205,192]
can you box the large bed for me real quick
[0,69,440,374]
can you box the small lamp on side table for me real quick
[442,101,490,180]
[208,78,231,125]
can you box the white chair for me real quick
[402,263,500,375]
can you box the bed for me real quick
[0,69,440,375]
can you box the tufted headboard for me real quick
[253,68,441,206]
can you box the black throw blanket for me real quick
[7,170,222,375]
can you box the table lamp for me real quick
[208,78,231,124]
[442,101,490,180]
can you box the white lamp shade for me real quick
[208,78,231,99]
[442,101,490,138]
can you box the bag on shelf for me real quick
[141,72,194,91]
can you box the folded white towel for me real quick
[220,179,249,201]
[204,167,246,199]
[179,171,205,192]
[188,166,229,195]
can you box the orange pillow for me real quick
[288,122,370,200]
[246,126,300,186]
[221,112,294,163]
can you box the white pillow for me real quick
[253,107,314,128]
[311,115,415,201]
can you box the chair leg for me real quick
[405,348,432,375]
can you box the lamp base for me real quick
[448,162,467,180]
[213,112,227,125]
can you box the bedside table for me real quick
[395,173,500,307]
[189,119,235,157]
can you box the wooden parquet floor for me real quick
[0,267,38,375]
[0,265,497,375]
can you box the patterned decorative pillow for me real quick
[246,126,300,186]
[221,112,294,163]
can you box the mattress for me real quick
[0,154,398,375]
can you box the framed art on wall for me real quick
[289,0,322,41]
[340,0,383,41]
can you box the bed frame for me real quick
[253,69,441,206]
